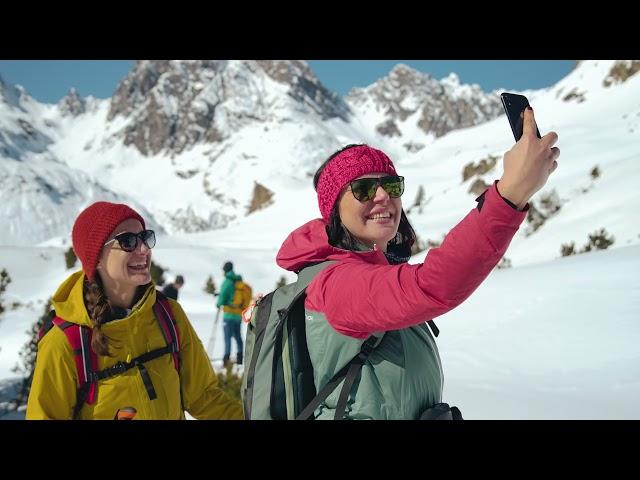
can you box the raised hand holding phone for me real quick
[500,92,542,141]
[498,105,560,209]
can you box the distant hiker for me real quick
[26,201,243,420]
[216,261,252,367]
[162,275,184,301]
[268,115,560,419]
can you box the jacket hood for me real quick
[276,218,388,272]
[52,270,155,327]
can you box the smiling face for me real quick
[96,218,152,288]
[337,173,402,252]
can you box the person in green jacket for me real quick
[216,261,244,367]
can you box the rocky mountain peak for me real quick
[346,65,503,140]
[58,88,86,116]
[106,60,349,157]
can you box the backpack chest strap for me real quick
[87,345,174,383]
[87,345,174,401]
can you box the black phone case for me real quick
[500,92,541,141]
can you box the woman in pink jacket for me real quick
[275,107,560,419]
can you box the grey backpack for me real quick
[241,261,385,420]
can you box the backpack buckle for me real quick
[360,341,375,356]
[112,361,127,374]
[358,341,376,361]
[358,333,384,359]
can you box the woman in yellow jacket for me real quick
[26,201,243,420]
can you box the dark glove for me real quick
[419,403,463,420]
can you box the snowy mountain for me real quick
[345,63,504,152]
[106,60,350,156]
[0,80,163,245]
[1,60,370,238]
[0,60,516,243]
[2,59,639,260]
[0,77,55,160]
[0,156,164,246]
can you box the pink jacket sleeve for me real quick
[305,182,527,339]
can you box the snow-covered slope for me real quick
[1,239,638,419]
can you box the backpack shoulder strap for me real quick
[427,320,439,337]
[271,261,336,330]
[295,261,336,294]
[332,332,384,419]
[48,316,99,415]
[242,283,252,308]
[153,290,181,372]
[37,310,57,342]
[295,331,385,420]
[418,320,440,338]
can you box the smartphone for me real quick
[500,92,541,142]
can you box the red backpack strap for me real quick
[37,310,56,342]
[51,317,99,407]
[153,291,181,372]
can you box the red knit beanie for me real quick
[316,145,398,220]
[72,201,146,282]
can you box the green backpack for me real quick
[241,261,386,420]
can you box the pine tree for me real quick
[215,363,242,402]
[561,242,576,257]
[580,228,615,252]
[524,202,547,236]
[496,257,512,269]
[64,247,77,269]
[150,261,166,286]
[0,268,11,317]
[539,189,562,216]
[204,275,217,295]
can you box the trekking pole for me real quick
[206,307,221,361]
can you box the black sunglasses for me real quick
[349,175,405,202]
[104,230,156,252]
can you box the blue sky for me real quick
[0,60,575,104]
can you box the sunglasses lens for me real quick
[117,233,138,252]
[381,177,404,198]
[142,230,156,249]
[351,179,378,202]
